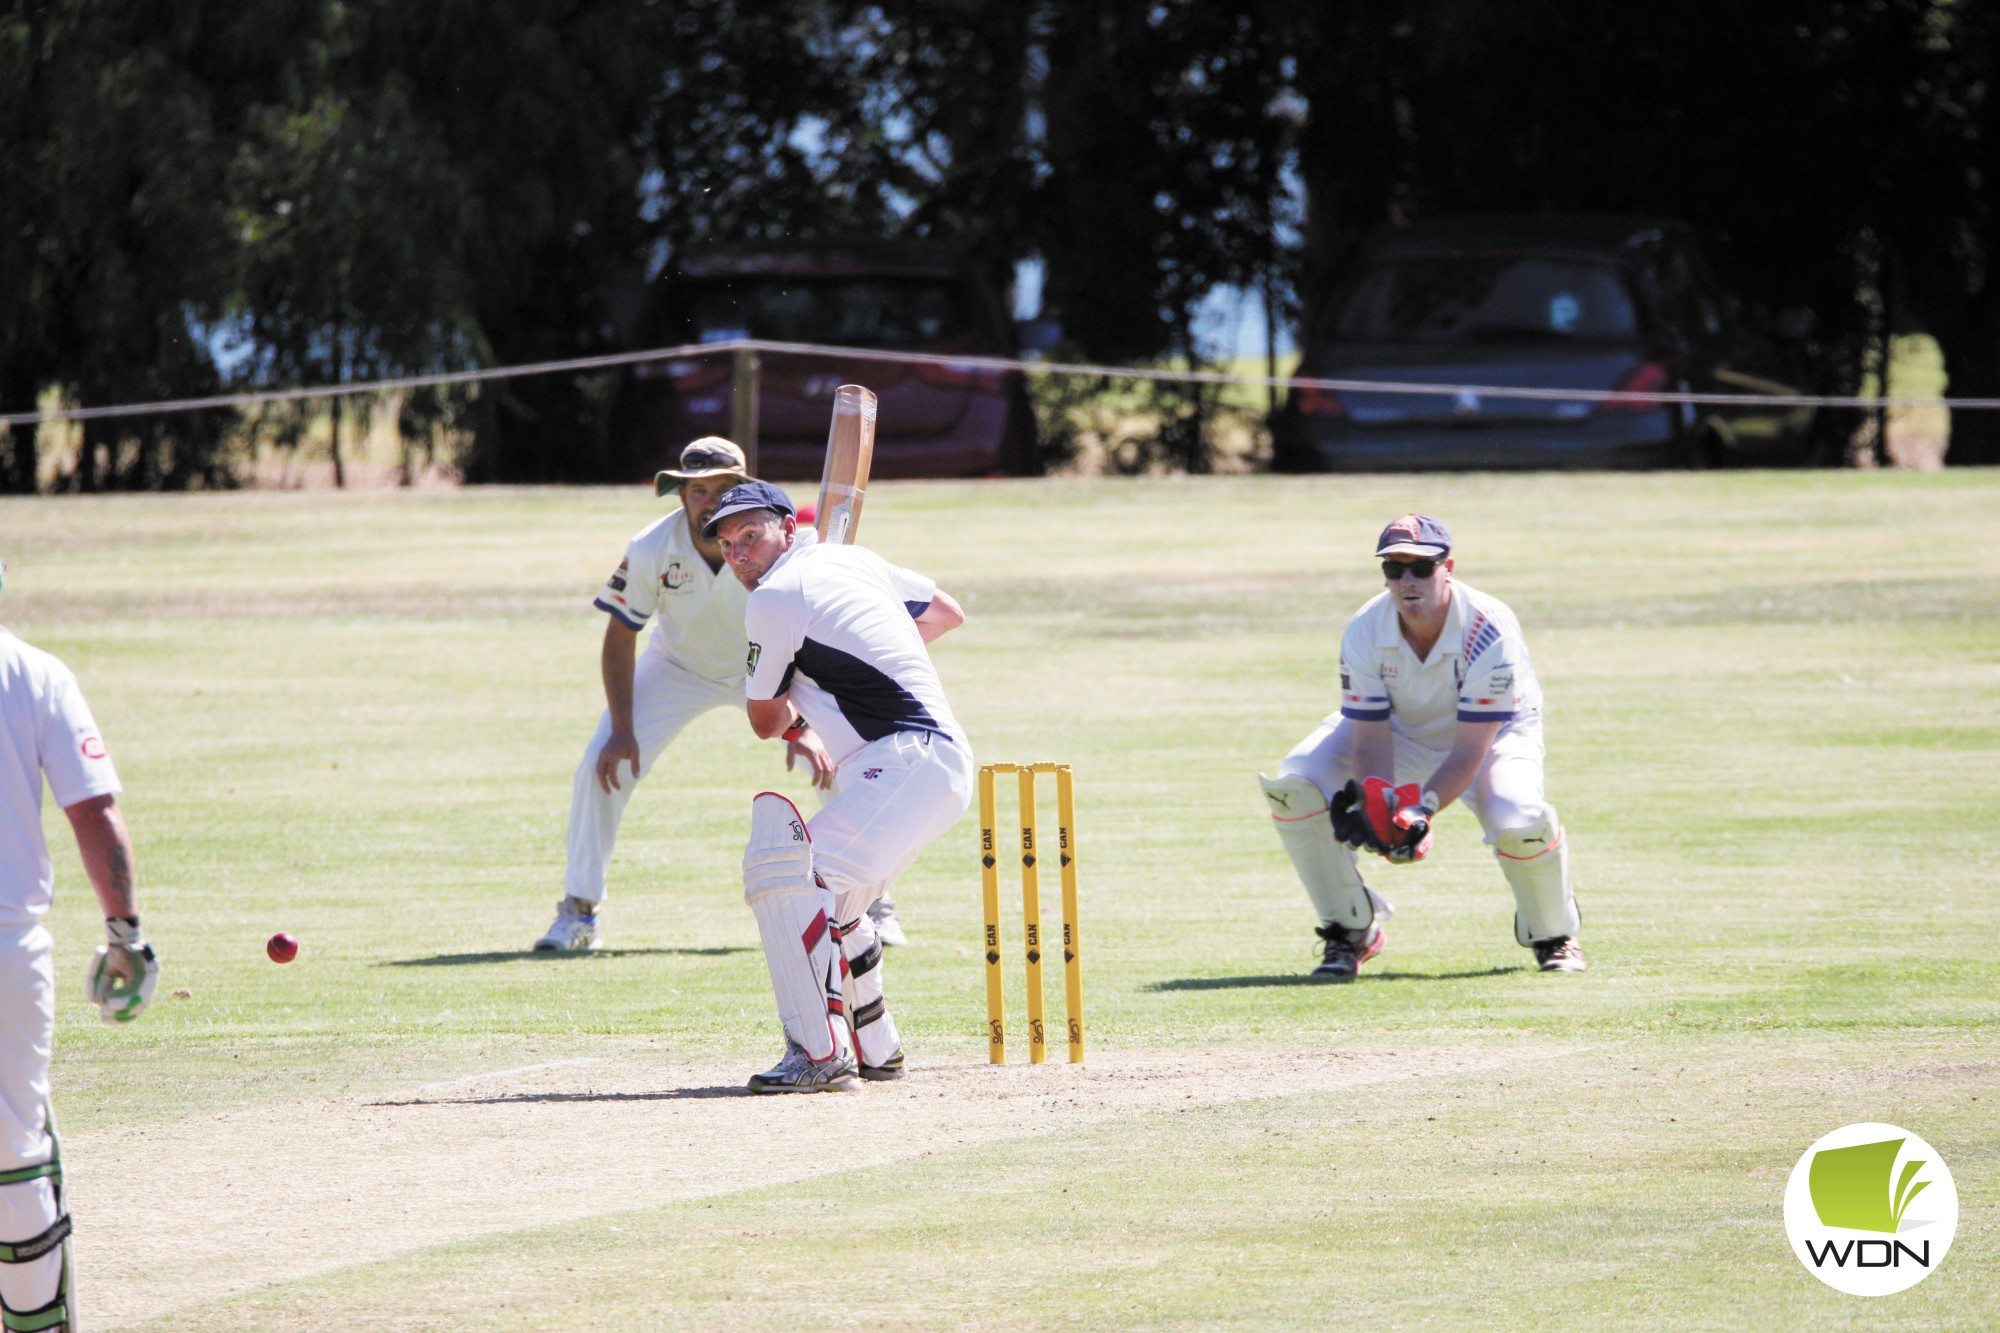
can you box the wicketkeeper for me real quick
[0,555,160,1330]
[1259,515,1585,977]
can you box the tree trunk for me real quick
[1936,283,2000,465]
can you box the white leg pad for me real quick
[1259,772,1390,929]
[0,1163,69,1325]
[1494,807,1580,945]
[743,792,851,1062]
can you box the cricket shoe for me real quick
[747,1042,858,1094]
[859,1048,906,1082]
[1312,922,1384,979]
[1532,936,1587,973]
[868,895,908,947]
[533,897,601,952]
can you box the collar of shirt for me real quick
[755,527,819,587]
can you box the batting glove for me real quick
[87,917,159,1027]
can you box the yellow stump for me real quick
[1018,768,1046,1063]
[1056,766,1085,1064]
[979,767,1005,1063]
[978,763,1085,1065]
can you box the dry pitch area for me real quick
[4,471,1995,1329]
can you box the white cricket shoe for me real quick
[533,897,601,952]
[1533,936,1587,973]
[868,895,908,947]
[746,1042,858,1093]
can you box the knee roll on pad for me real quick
[743,792,814,905]
[1258,772,1327,821]
[1494,807,1580,945]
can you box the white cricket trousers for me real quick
[809,730,973,1066]
[1279,713,1548,837]
[565,650,744,902]
[0,923,66,1318]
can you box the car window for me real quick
[680,278,973,347]
[1333,255,1639,342]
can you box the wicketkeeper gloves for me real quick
[87,916,159,1027]
[1332,778,1434,864]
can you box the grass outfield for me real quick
[2,471,1995,1328]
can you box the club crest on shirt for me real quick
[80,736,107,760]
[746,642,762,674]
[1379,663,1400,680]
[661,558,695,593]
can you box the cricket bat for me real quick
[816,384,876,545]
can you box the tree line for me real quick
[3,0,1996,490]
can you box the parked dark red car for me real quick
[609,240,1038,480]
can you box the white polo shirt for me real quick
[1,629,122,925]
[1337,581,1542,750]
[591,507,751,685]
[742,540,964,765]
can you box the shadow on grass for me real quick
[1149,966,1518,991]
[379,946,754,968]
[369,1086,750,1106]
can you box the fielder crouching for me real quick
[709,483,972,1092]
[1259,515,1585,978]
[0,556,160,1330]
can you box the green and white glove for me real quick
[87,917,159,1027]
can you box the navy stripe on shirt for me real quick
[793,637,940,741]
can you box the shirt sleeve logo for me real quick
[81,736,107,760]
[746,642,762,674]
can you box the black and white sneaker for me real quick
[859,1049,905,1082]
[1312,923,1384,979]
[747,1042,858,1093]
[1532,936,1587,973]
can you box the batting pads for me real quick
[743,793,851,1063]
[1494,807,1581,945]
[1259,773,1393,930]
[0,1117,72,1333]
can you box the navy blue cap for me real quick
[1374,514,1452,559]
[701,480,797,540]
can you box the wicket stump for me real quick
[979,762,1083,1064]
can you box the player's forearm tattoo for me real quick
[104,840,133,896]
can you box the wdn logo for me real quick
[1784,1123,1957,1295]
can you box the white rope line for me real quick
[1,337,1981,429]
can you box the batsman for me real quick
[710,455,971,1091]
[1259,515,1585,978]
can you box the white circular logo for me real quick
[1784,1123,1957,1296]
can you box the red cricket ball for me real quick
[266,932,299,964]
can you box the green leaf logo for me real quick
[1808,1137,1931,1233]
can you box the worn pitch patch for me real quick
[68,1044,1573,1328]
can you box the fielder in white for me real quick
[0,555,159,1331]
[707,483,971,1092]
[535,438,839,951]
[1259,515,1585,978]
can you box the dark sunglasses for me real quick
[1381,557,1440,580]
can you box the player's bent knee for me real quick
[743,791,813,904]
[1259,771,1327,820]
[1494,807,1562,861]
